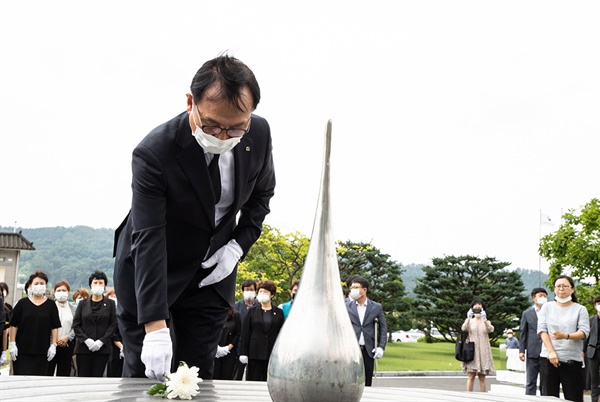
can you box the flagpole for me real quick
[538,209,542,288]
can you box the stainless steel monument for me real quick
[267,121,365,402]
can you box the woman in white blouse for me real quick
[47,280,77,376]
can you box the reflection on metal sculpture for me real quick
[267,120,365,402]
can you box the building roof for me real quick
[0,232,35,250]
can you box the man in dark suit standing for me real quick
[519,287,548,395]
[346,276,387,386]
[586,296,600,402]
[114,55,276,382]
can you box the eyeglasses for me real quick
[194,107,250,138]
[555,284,572,289]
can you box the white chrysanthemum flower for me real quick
[165,363,202,400]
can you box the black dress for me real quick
[10,297,61,375]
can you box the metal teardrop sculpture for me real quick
[267,120,365,402]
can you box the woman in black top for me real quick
[213,306,241,380]
[9,271,61,375]
[239,280,284,381]
[72,271,117,377]
[0,282,11,367]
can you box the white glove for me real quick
[215,345,230,359]
[480,309,487,322]
[373,347,384,359]
[141,328,172,382]
[467,309,474,319]
[239,355,248,364]
[90,340,104,352]
[85,338,95,351]
[119,348,124,359]
[9,342,18,361]
[47,344,57,361]
[0,350,7,365]
[200,240,243,287]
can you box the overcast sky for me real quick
[1,0,598,272]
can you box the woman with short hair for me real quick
[48,280,77,376]
[9,270,61,375]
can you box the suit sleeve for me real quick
[377,304,387,349]
[99,300,118,346]
[518,311,527,354]
[240,308,252,356]
[231,312,241,350]
[233,119,276,254]
[130,145,170,323]
[72,302,89,342]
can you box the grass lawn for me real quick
[377,341,507,372]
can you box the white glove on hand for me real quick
[239,355,248,365]
[480,309,487,322]
[47,344,57,361]
[9,342,18,361]
[141,328,172,382]
[85,338,95,351]
[90,340,104,352]
[215,345,230,359]
[200,240,243,287]
[119,348,124,359]
[0,350,7,365]
[373,347,384,359]
[467,309,474,319]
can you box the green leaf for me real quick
[147,383,167,396]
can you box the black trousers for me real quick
[360,346,375,387]
[588,354,600,402]
[213,351,237,380]
[232,360,247,380]
[540,358,584,402]
[120,285,229,380]
[76,353,109,377]
[15,354,48,376]
[246,359,268,381]
[47,343,75,376]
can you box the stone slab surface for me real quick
[0,376,562,401]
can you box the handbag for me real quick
[455,331,475,362]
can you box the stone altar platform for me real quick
[0,376,561,401]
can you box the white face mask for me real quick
[243,291,256,301]
[349,288,361,300]
[75,299,82,306]
[507,334,513,338]
[55,291,69,302]
[32,284,46,296]
[2,290,6,298]
[27,289,33,297]
[595,305,600,312]
[256,293,270,304]
[191,105,243,154]
[536,296,547,306]
[555,295,572,303]
[91,286,104,296]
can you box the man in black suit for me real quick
[114,55,276,381]
[518,287,548,395]
[346,276,387,386]
[586,296,600,402]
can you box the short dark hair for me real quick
[190,54,260,112]
[470,299,486,310]
[88,270,108,287]
[0,282,9,295]
[257,280,277,296]
[345,276,357,289]
[351,276,369,291]
[531,288,548,298]
[290,280,300,291]
[241,279,257,291]
[593,296,600,305]
[54,280,71,292]
[29,270,49,284]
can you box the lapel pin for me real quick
[246,146,250,152]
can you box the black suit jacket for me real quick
[585,315,600,358]
[519,306,542,359]
[347,298,388,359]
[240,305,284,361]
[72,296,118,355]
[113,112,275,324]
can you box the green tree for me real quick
[413,255,530,342]
[539,198,600,305]
[337,241,410,332]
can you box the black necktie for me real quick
[208,154,221,204]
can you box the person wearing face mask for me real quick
[72,270,117,377]
[584,296,600,402]
[113,54,275,382]
[538,275,589,402]
[9,270,61,375]
[278,280,299,320]
[461,299,495,392]
[239,280,284,381]
[518,287,548,395]
[0,282,12,370]
[213,306,241,380]
[346,276,387,387]
[232,279,259,380]
[47,280,77,376]
[504,329,523,371]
